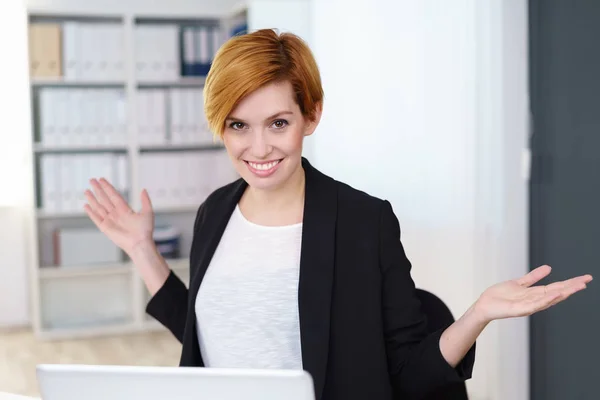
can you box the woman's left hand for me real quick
[474,265,593,322]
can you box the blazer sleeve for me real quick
[145,202,206,343]
[379,200,476,399]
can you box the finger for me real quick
[84,189,108,219]
[140,189,153,214]
[517,265,552,287]
[90,178,115,211]
[546,275,593,292]
[573,274,594,284]
[553,280,588,298]
[98,177,131,213]
[536,281,588,312]
[84,204,105,228]
[539,283,588,312]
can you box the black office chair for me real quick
[413,289,469,400]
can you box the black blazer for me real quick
[146,158,475,400]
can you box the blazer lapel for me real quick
[298,158,337,400]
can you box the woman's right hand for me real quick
[84,178,155,259]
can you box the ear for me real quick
[304,101,323,137]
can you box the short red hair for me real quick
[204,29,324,137]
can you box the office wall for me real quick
[309,1,529,399]
[247,0,311,43]
[0,1,35,328]
[0,208,30,327]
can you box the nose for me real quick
[249,130,272,159]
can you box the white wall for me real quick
[0,1,35,328]
[247,0,311,42]
[310,0,529,399]
[0,208,30,327]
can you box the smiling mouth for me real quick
[245,159,283,171]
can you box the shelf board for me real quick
[39,263,132,279]
[132,11,223,22]
[37,209,88,219]
[34,144,128,153]
[139,143,223,152]
[143,319,167,332]
[37,320,139,341]
[28,12,123,24]
[137,77,206,88]
[153,205,199,214]
[37,205,197,219]
[31,78,126,88]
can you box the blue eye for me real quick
[272,119,288,129]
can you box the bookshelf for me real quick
[25,7,247,340]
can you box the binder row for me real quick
[135,25,180,82]
[28,23,62,78]
[53,227,122,267]
[29,21,224,82]
[169,88,212,145]
[136,24,224,81]
[39,153,128,214]
[29,22,125,81]
[140,151,238,210]
[230,23,248,37]
[137,88,213,146]
[37,87,215,148]
[180,25,224,77]
[39,151,237,214]
[37,88,127,148]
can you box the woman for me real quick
[83,29,592,400]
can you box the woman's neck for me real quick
[239,165,306,226]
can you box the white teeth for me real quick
[249,160,280,171]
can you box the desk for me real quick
[0,392,39,400]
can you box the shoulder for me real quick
[301,158,399,227]
[333,179,398,233]
[313,161,394,217]
[335,179,386,209]
[304,158,388,211]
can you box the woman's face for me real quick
[222,80,320,192]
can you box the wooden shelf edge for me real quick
[35,321,139,341]
[31,78,126,87]
[38,263,132,279]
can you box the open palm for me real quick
[83,178,155,258]
[476,265,593,321]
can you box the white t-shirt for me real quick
[195,205,303,370]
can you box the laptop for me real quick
[36,364,315,400]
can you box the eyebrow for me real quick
[226,110,294,123]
